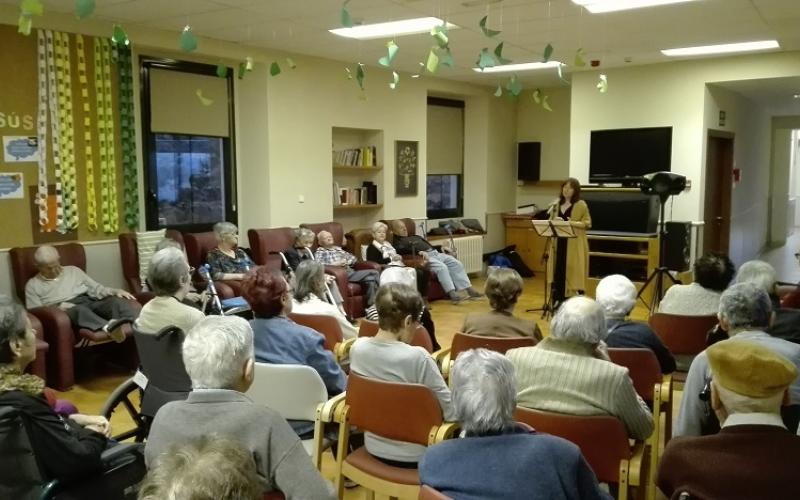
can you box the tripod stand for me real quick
[527,229,554,319]
[637,193,681,314]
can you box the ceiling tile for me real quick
[93,0,223,23]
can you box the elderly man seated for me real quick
[420,349,611,500]
[506,297,654,440]
[658,339,800,499]
[144,315,335,499]
[25,245,137,343]
[675,282,800,436]
[389,220,482,304]
[596,274,675,374]
[314,230,379,306]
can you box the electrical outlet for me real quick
[298,195,305,203]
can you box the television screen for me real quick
[426,174,462,219]
[589,127,672,183]
[517,142,541,181]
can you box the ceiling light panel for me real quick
[572,0,698,14]
[473,61,564,73]
[661,40,780,56]
[329,17,457,40]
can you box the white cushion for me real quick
[360,244,368,261]
[136,229,166,288]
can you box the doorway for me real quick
[704,131,733,254]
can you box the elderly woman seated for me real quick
[151,238,204,306]
[462,268,542,340]
[0,297,112,483]
[366,221,430,299]
[315,230,379,307]
[349,283,455,467]
[136,247,205,335]
[291,260,357,339]
[206,222,255,281]
[596,274,675,374]
[506,297,654,440]
[420,349,610,500]
[659,252,735,316]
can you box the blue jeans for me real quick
[425,250,471,293]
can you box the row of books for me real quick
[333,181,378,205]
[333,146,378,167]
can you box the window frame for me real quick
[426,96,464,219]
[139,57,238,232]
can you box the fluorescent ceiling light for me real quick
[661,40,780,57]
[329,17,457,40]
[472,61,564,73]
[572,0,698,14]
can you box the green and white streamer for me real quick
[55,31,79,230]
[76,34,98,232]
[94,37,119,233]
[35,30,49,229]
[45,30,65,232]
[115,43,139,229]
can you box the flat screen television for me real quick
[517,142,541,181]
[589,127,672,184]
[426,174,462,219]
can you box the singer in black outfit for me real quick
[548,178,591,296]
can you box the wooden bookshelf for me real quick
[333,203,383,210]
[332,127,384,231]
[333,165,383,172]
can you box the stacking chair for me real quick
[333,373,460,499]
[648,313,718,377]
[288,312,349,362]
[436,333,536,378]
[247,363,344,469]
[357,319,434,353]
[513,407,647,500]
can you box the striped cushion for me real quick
[136,229,167,288]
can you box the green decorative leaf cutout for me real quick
[180,25,198,53]
[479,15,501,38]
[557,63,569,84]
[111,25,130,46]
[379,40,399,67]
[196,89,213,106]
[597,74,608,93]
[21,0,43,16]
[574,48,587,67]
[506,75,522,96]
[17,14,32,35]
[245,56,254,71]
[411,62,425,79]
[431,24,449,49]
[426,49,440,73]
[494,41,511,65]
[494,85,503,97]
[389,71,399,90]
[356,63,365,91]
[345,67,353,80]
[439,49,454,68]
[532,88,541,104]
[286,57,297,69]
[238,62,246,79]
[543,43,554,63]
[341,0,353,28]
[270,62,281,76]
[75,0,95,19]
[216,64,228,78]
[542,95,552,111]
[476,48,497,70]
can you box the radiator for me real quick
[450,235,484,274]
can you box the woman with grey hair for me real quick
[136,247,205,335]
[420,349,609,500]
[366,221,430,300]
[506,296,654,440]
[206,222,254,281]
[291,260,357,339]
[462,268,542,340]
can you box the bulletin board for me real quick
[0,23,128,249]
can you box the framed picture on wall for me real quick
[395,140,418,197]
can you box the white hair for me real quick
[213,222,238,243]
[294,228,315,246]
[451,349,516,435]
[371,221,388,235]
[148,247,189,296]
[735,260,777,296]
[182,316,253,390]
[595,274,636,319]
[550,296,607,344]
[718,282,772,330]
[33,245,59,266]
[713,382,784,415]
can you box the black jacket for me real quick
[606,320,677,374]
[393,235,434,255]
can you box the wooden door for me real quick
[704,133,733,254]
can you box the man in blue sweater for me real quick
[419,349,610,500]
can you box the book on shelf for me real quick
[333,146,378,167]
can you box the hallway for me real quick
[759,230,800,284]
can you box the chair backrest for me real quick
[608,348,662,402]
[358,320,433,353]
[247,363,328,422]
[345,228,374,262]
[346,372,443,445]
[513,406,631,484]
[118,230,184,294]
[288,313,343,352]
[9,243,86,301]
[649,313,718,356]
[381,218,417,241]
[0,406,47,499]
[451,332,536,360]
[133,326,192,417]
[419,485,452,500]
[183,231,219,281]
[247,227,296,270]
[300,222,345,251]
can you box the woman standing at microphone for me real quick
[549,177,591,296]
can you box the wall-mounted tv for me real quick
[589,127,672,184]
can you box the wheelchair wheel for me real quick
[100,377,149,442]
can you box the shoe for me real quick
[466,287,484,299]
[103,318,132,343]
[448,291,461,305]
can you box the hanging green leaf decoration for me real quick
[379,40,399,67]
[111,25,130,46]
[476,48,497,70]
[21,0,43,16]
[439,49,454,68]
[216,64,228,78]
[574,48,587,67]
[341,0,353,28]
[389,71,399,90]
[270,62,281,76]
[597,74,608,93]
[506,75,522,96]
[180,25,198,52]
[431,24,449,49]
[245,56,254,71]
[196,89,213,106]
[356,63,365,91]
[494,41,511,65]
[494,85,503,98]
[479,15,501,38]
[17,14,32,35]
[532,88,541,104]
[543,43,554,63]
[286,57,297,69]
[426,49,440,73]
[411,62,425,79]
[542,95,552,111]
[557,63,569,84]
[238,62,246,79]
[75,0,95,19]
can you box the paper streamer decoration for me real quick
[196,89,213,106]
[426,49,439,73]
[378,40,398,67]
[597,74,608,93]
[216,64,228,78]
[286,58,297,69]
[479,15,500,38]
[389,71,399,90]
[341,0,353,28]
[494,42,511,65]
[543,43,554,63]
[494,85,502,97]
[75,0,95,19]
[35,30,49,229]
[116,42,139,229]
[180,25,198,52]
[55,31,79,230]
[111,24,129,46]
[356,63,365,91]
[95,38,119,233]
[476,48,497,70]
[76,34,98,232]
[506,75,522,96]
[574,48,587,67]
[270,62,281,76]
[45,30,65,232]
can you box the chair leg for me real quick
[334,415,350,499]
[365,491,375,500]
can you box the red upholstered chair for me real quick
[357,319,433,353]
[300,221,381,319]
[247,227,296,271]
[437,332,536,379]
[648,313,718,379]
[118,229,183,303]
[26,313,48,382]
[382,218,447,301]
[9,243,139,391]
[288,312,348,363]
[182,231,237,299]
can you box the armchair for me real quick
[247,227,296,271]
[382,218,447,301]
[118,229,183,304]
[182,231,237,299]
[27,313,48,382]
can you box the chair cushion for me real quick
[344,447,419,485]
[136,229,166,288]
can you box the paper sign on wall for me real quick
[3,136,40,162]
[0,172,24,199]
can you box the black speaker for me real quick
[663,221,691,272]
[517,142,541,181]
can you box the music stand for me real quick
[527,220,576,319]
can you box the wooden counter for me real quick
[502,213,549,273]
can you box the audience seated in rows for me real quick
[389,219,483,304]
[240,266,346,438]
[462,268,542,341]
[734,260,800,344]
[659,252,735,316]
[25,244,137,343]
[206,222,254,281]
[292,260,358,339]
[283,227,347,315]
[135,247,205,335]
[139,435,262,500]
[349,283,455,467]
[144,315,335,499]
[675,283,800,437]
[420,348,610,500]
[315,230,379,307]
[596,274,676,374]
[367,221,431,301]
[506,296,654,440]
[659,339,800,500]
[0,297,111,482]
